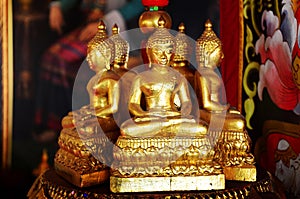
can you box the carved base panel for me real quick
[54,149,109,187]
[113,135,214,162]
[111,136,223,177]
[211,130,257,180]
[58,127,120,160]
[110,174,225,193]
[55,162,110,188]
[224,165,257,182]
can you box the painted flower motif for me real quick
[255,3,300,113]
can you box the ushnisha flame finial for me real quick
[178,22,185,33]
[112,23,119,35]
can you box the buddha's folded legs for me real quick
[120,117,207,137]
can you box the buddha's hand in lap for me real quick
[147,109,182,117]
[228,107,240,114]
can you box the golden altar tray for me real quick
[27,166,284,198]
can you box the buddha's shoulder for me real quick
[101,70,121,80]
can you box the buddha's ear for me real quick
[105,54,111,70]
[146,47,152,61]
[170,52,175,60]
[145,47,150,55]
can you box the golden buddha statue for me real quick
[110,16,225,193]
[61,21,120,132]
[194,19,256,181]
[54,21,121,187]
[120,18,206,137]
[109,23,137,125]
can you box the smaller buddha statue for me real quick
[171,22,197,116]
[110,16,225,193]
[109,24,137,125]
[54,21,121,187]
[83,25,119,124]
[194,19,256,181]
[194,20,228,115]
[61,20,120,132]
[194,19,248,132]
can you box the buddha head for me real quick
[172,22,193,66]
[110,24,129,69]
[146,16,175,67]
[87,20,115,72]
[196,19,224,68]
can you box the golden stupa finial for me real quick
[138,0,172,34]
[196,19,222,67]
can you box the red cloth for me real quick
[220,0,242,110]
[142,0,168,7]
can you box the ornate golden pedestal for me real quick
[110,136,225,192]
[54,149,110,188]
[215,131,256,181]
[54,127,119,187]
[223,165,256,181]
[200,109,257,182]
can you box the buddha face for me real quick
[207,46,224,68]
[87,48,109,72]
[147,42,174,67]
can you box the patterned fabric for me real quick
[33,0,143,137]
[34,28,88,133]
[81,0,106,10]
[235,0,300,197]
[255,120,300,197]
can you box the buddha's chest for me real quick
[140,81,176,97]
